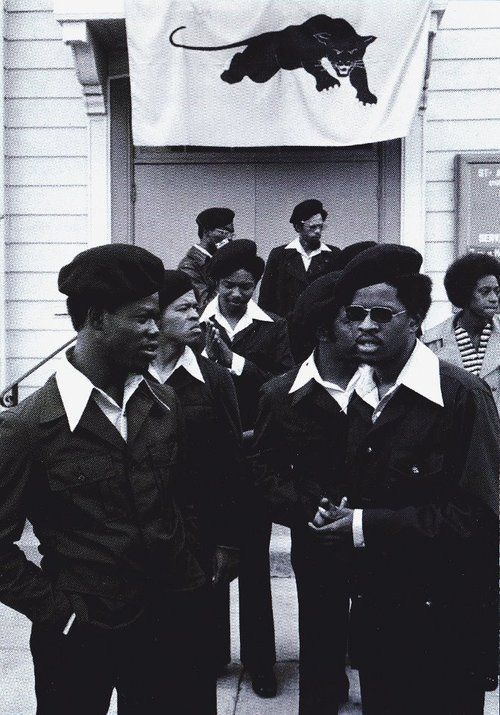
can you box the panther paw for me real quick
[316,77,340,92]
[358,92,377,105]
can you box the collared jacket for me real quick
[252,367,349,531]
[0,376,205,629]
[423,312,500,415]
[344,361,499,688]
[208,311,295,429]
[258,244,341,320]
[161,355,243,565]
[178,246,216,311]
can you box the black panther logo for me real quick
[170,15,377,105]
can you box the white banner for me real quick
[125,0,431,147]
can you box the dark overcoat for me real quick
[0,376,205,629]
[258,244,341,320]
[211,311,295,430]
[163,355,243,568]
[344,360,499,689]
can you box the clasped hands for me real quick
[205,321,233,368]
[308,496,353,543]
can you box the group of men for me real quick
[0,198,498,715]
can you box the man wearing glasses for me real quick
[310,244,499,714]
[258,199,341,320]
[178,207,235,311]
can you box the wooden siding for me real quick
[4,4,88,394]
[424,1,500,329]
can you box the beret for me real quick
[159,270,194,309]
[289,270,342,362]
[207,239,265,283]
[336,241,378,269]
[58,243,164,305]
[290,199,327,224]
[336,244,423,304]
[196,207,235,231]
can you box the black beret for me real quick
[207,239,265,283]
[336,241,378,269]
[196,207,235,231]
[159,270,194,310]
[290,199,327,224]
[289,271,342,362]
[336,244,423,304]
[58,244,164,306]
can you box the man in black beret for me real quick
[0,244,216,713]
[309,244,499,714]
[252,270,361,713]
[178,206,236,311]
[149,269,243,671]
[200,239,295,697]
[258,199,341,320]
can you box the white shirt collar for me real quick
[355,339,444,415]
[200,296,273,340]
[55,352,146,433]
[149,345,205,384]
[285,237,331,258]
[193,243,212,258]
[289,351,362,413]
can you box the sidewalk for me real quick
[0,525,498,714]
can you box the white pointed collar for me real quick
[149,345,205,385]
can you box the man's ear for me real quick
[316,324,334,343]
[87,307,104,329]
[409,314,422,335]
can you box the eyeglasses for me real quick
[345,306,407,323]
[301,221,327,232]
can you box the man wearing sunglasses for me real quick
[178,207,235,311]
[258,199,341,320]
[310,244,499,714]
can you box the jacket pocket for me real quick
[47,455,126,522]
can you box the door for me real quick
[110,78,401,266]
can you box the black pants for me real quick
[30,587,216,715]
[291,536,350,715]
[351,599,487,715]
[213,515,276,671]
[359,665,486,715]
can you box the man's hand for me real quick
[205,323,233,368]
[212,546,240,586]
[308,497,354,543]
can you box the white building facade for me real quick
[1,0,499,401]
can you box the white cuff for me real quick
[230,353,245,376]
[352,509,365,548]
[63,612,76,635]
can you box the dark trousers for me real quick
[291,536,350,715]
[351,600,487,715]
[30,587,216,715]
[359,665,486,715]
[214,515,276,671]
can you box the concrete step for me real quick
[270,523,292,577]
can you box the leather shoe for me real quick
[250,669,277,698]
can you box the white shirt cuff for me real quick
[352,509,365,548]
[230,353,245,376]
[63,612,76,635]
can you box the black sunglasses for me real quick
[345,305,407,324]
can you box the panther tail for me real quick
[169,26,253,51]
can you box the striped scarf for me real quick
[454,322,492,375]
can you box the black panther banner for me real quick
[125,0,431,146]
